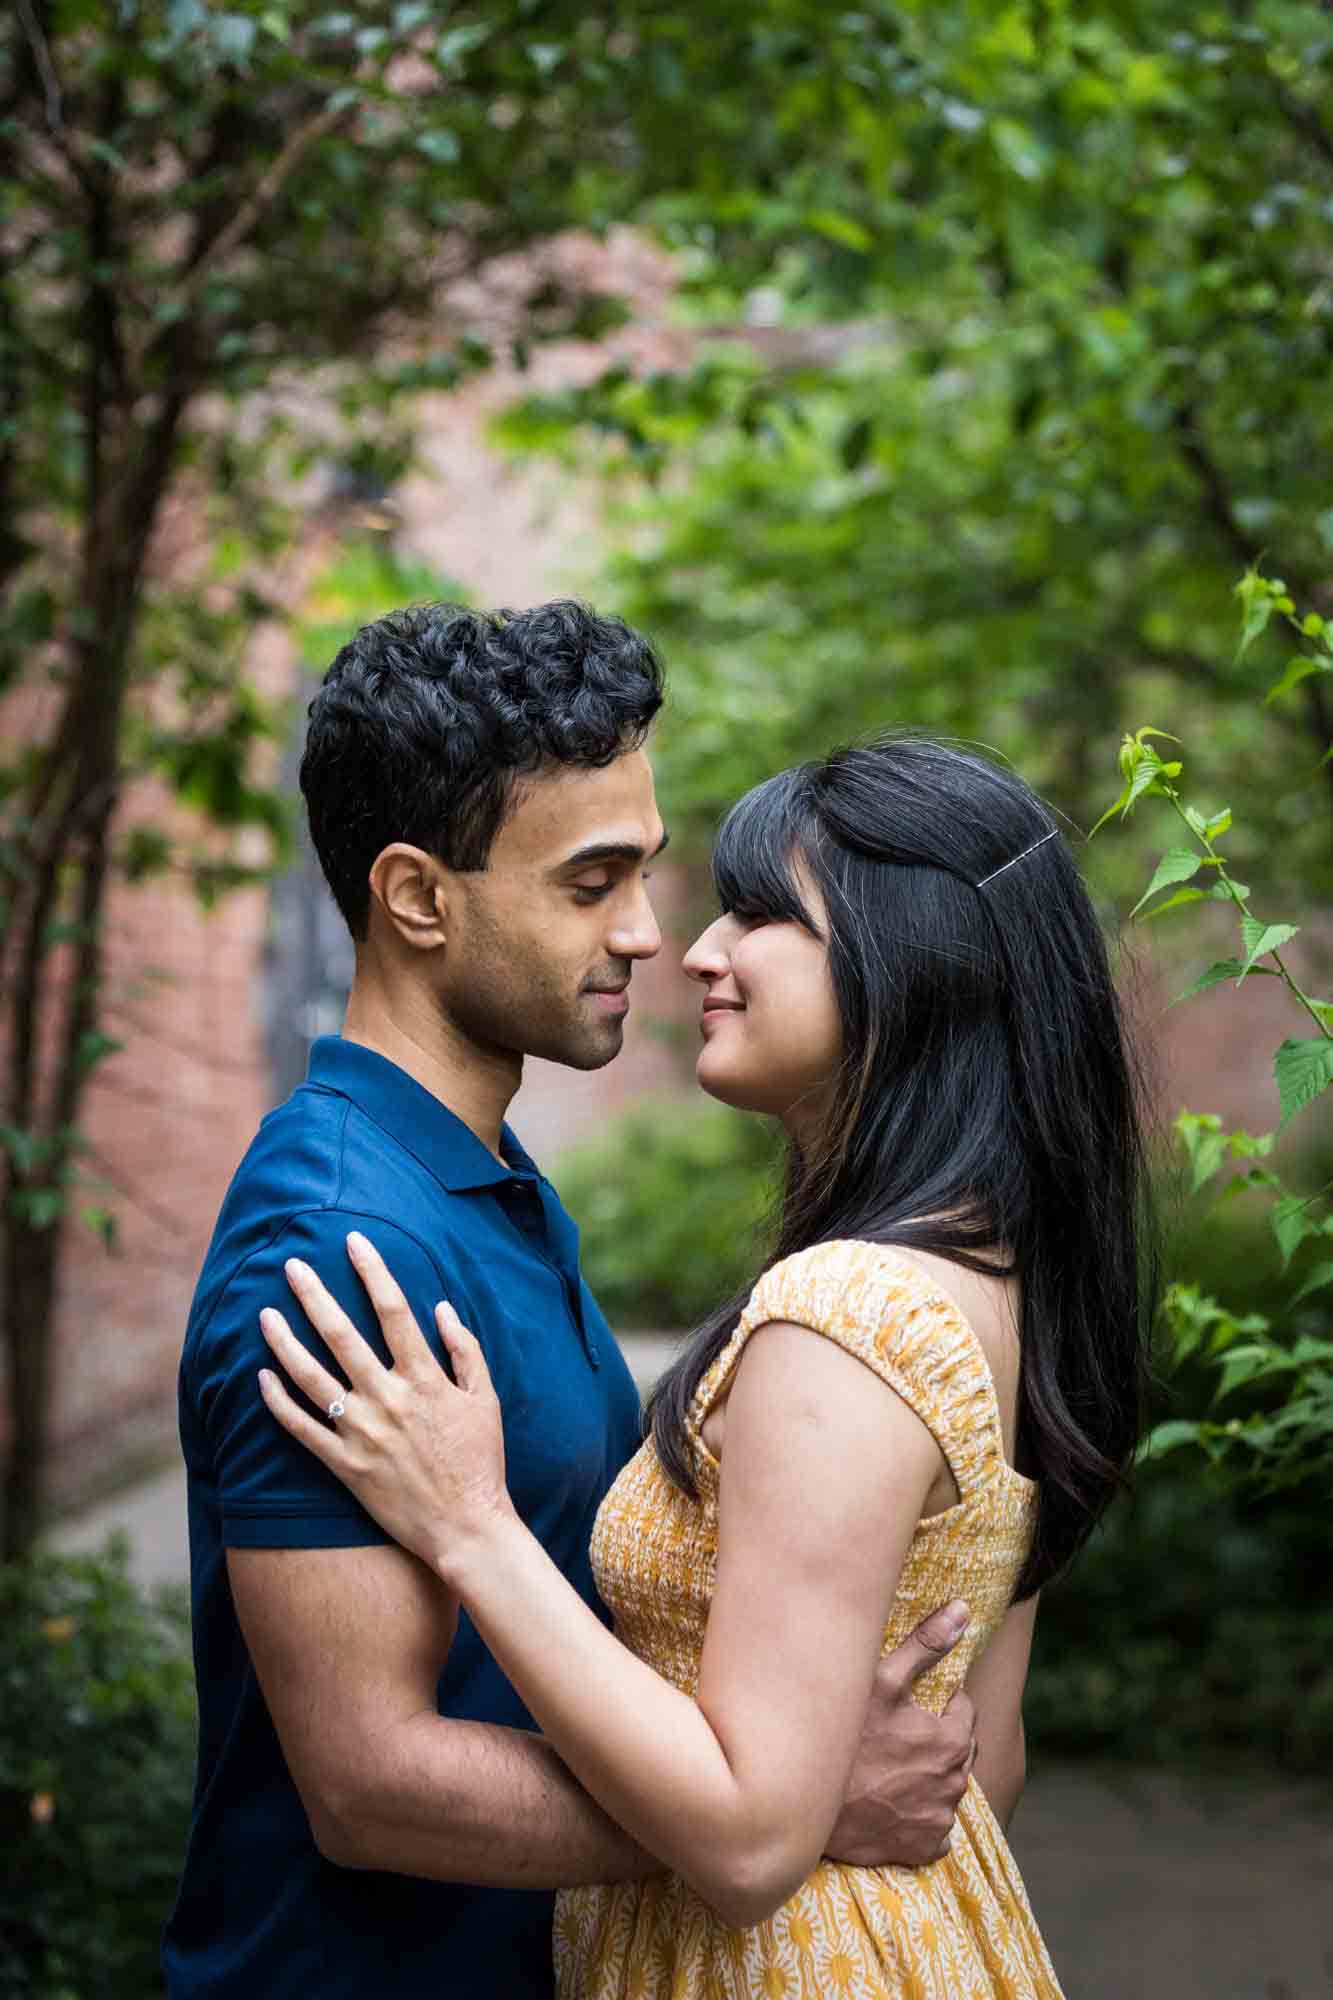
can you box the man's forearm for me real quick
[313,1711,661,1889]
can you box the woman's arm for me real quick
[259,1239,944,1927]
[961,1592,1038,1833]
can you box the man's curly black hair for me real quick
[300,599,665,938]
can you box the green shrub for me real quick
[1027,1469,1332,1772]
[557,1095,780,1326]
[0,1542,196,2000]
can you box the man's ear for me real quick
[367,844,451,951]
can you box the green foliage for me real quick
[1096,571,1333,1489]
[296,539,469,674]
[0,1544,196,1999]
[497,3,1333,901]
[1026,1469,1333,1771]
[557,1095,780,1326]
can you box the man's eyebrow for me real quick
[554,829,671,871]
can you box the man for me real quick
[165,601,976,2000]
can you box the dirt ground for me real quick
[1013,1762,1333,2000]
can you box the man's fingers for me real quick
[887,1599,971,1688]
[259,1307,347,1415]
[940,1688,978,1769]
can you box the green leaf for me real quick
[1139,886,1206,921]
[435,21,493,67]
[1170,958,1271,1005]
[1130,847,1200,918]
[1236,568,1276,657]
[1176,1112,1226,1193]
[1292,1259,1333,1306]
[75,1032,123,1078]
[804,209,873,252]
[9,1187,65,1230]
[1215,1343,1281,1400]
[1141,1419,1203,1460]
[1265,656,1325,705]
[1271,1193,1317,1268]
[121,826,173,882]
[1274,1037,1333,1129]
[416,129,460,164]
[1238,919,1298,981]
[81,1205,119,1252]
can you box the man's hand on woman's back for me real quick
[823,1600,976,1868]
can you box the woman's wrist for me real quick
[433,1494,524,1594]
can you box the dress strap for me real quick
[686,1239,1010,1500]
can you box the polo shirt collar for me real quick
[305,1036,535,1195]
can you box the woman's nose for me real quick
[681,915,731,983]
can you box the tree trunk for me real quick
[1,1216,61,1562]
[0,376,188,1557]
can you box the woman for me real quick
[258,735,1155,1997]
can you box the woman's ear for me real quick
[366,844,450,952]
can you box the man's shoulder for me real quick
[188,1088,464,1344]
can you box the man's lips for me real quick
[586,983,630,1013]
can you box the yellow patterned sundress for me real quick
[554,1239,1066,2000]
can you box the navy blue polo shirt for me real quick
[164,1036,642,2000]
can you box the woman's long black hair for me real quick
[647,735,1158,1599]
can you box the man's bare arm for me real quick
[229,1543,657,1887]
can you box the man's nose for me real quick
[609,880,661,962]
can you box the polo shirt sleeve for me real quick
[192,1207,463,1549]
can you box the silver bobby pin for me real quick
[974,827,1059,889]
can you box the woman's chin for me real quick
[693,1054,767,1116]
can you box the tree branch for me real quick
[127,94,349,383]
[14,0,61,133]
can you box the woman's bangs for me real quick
[710,774,813,927]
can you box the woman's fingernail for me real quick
[258,1368,274,1391]
[259,1308,276,1331]
[347,1231,369,1254]
[285,1257,311,1282]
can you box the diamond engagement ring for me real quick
[327,1397,347,1422]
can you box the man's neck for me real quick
[340,974,519,1162]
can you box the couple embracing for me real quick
[164,599,1152,1999]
